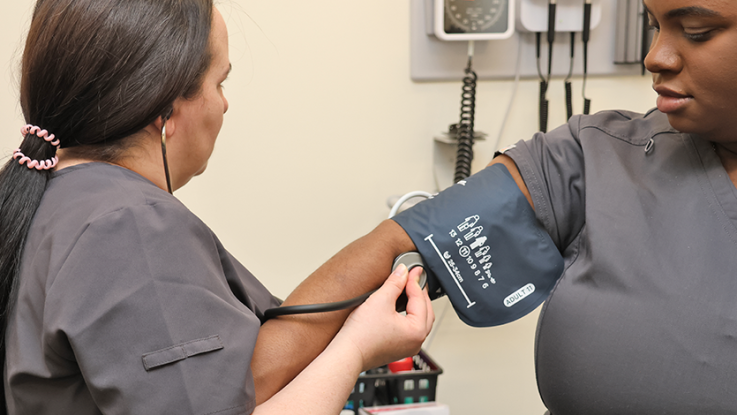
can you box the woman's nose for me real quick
[644,30,683,74]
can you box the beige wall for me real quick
[0,1,656,413]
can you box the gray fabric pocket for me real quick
[142,335,223,371]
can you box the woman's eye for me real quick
[684,30,713,42]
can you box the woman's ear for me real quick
[153,105,179,139]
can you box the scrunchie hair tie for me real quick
[15,124,60,171]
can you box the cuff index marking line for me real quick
[424,234,476,308]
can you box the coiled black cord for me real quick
[539,80,549,133]
[564,82,573,120]
[454,56,477,183]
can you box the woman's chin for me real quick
[664,113,701,136]
[195,162,209,176]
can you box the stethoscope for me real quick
[262,252,428,321]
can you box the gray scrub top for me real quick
[504,109,737,414]
[5,163,280,415]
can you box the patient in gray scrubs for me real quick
[255,0,737,414]
[0,1,433,414]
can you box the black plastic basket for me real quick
[344,349,443,414]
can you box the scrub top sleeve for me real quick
[44,202,261,415]
[503,116,586,251]
[217,244,282,322]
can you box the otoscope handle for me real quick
[640,3,649,75]
[547,3,557,44]
[582,3,592,43]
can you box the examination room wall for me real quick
[0,1,655,414]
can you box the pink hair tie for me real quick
[21,124,60,148]
[13,149,58,171]
[15,124,60,171]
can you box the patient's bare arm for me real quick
[251,219,416,404]
[251,154,530,403]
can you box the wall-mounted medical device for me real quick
[430,0,515,184]
[429,0,609,185]
[434,0,515,41]
[516,0,601,33]
[412,0,644,81]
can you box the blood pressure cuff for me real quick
[392,163,564,327]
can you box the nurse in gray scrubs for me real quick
[0,1,433,414]
[256,0,737,413]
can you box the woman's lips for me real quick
[654,86,693,114]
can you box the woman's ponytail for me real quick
[0,127,59,414]
[0,126,59,321]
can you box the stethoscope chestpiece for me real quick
[392,252,428,290]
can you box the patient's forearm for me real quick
[251,219,415,404]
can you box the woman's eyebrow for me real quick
[665,6,722,19]
[642,2,723,19]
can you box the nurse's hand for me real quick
[251,264,433,415]
[334,264,435,372]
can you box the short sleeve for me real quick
[44,202,262,415]
[217,240,282,323]
[503,116,586,251]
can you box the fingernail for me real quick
[392,263,407,276]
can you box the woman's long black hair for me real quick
[0,0,214,411]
